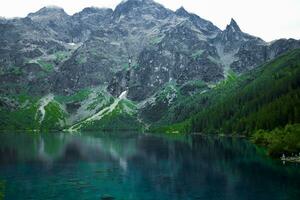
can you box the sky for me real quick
[0,0,299,42]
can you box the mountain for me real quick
[0,0,300,132]
[150,49,300,155]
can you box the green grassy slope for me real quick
[79,99,143,131]
[0,89,144,132]
[0,94,67,131]
[0,95,40,131]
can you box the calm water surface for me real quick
[0,132,299,200]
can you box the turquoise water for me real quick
[0,132,300,200]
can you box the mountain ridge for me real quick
[0,0,300,132]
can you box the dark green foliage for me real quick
[55,51,71,63]
[37,60,54,72]
[0,94,66,131]
[7,66,23,76]
[40,102,66,131]
[251,124,300,157]
[140,83,181,123]
[55,89,91,103]
[188,49,300,134]
[144,80,208,125]
[0,95,40,131]
[150,120,190,134]
[0,66,23,77]
[82,112,142,131]
[81,100,143,131]
[0,180,4,200]
[153,49,300,158]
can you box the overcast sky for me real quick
[0,0,299,42]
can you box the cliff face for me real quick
[1,0,299,100]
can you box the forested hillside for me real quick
[153,49,300,152]
[189,49,300,134]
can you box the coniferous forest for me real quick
[153,49,300,156]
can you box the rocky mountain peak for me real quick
[72,7,113,20]
[27,6,69,22]
[175,6,190,17]
[28,6,68,17]
[115,0,155,11]
[226,18,241,32]
[175,6,220,35]
[113,0,170,20]
[78,7,112,15]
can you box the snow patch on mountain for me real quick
[119,90,128,99]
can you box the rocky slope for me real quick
[0,0,299,131]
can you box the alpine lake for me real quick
[0,131,299,200]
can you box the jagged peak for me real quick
[75,7,113,15]
[28,5,68,17]
[176,6,188,13]
[175,6,220,34]
[38,6,65,13]
[175,6,190,17]
[82,6,110,11]
[226,18,241,32]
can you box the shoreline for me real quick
[281,156,300,163]
[191,132,247,138]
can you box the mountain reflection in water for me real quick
[0,132,300,200]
